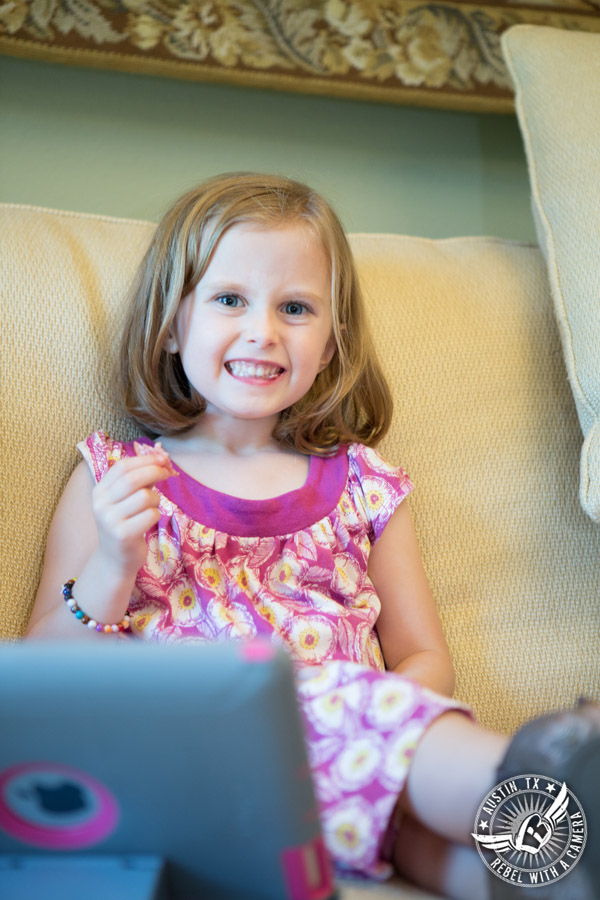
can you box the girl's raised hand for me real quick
[25,448,177,640]
[92,450,174,576]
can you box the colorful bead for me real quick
[62,579,132,636]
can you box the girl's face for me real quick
[168,222,336,433]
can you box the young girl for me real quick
[26,173,599,899]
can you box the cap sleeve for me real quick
[77,430,129,484]
[347,443,414,543]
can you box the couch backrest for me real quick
[2,204,599,734]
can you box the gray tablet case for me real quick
[0,640,337,900]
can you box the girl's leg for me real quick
[394,703,600,898]
[399,711,509,844]
[393,815,490,900]
[381,711,506,898]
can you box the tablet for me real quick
[0,640,337,900]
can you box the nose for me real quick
[245,306,279,347]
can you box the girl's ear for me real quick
[164,331,179,354]
[318,333,337,372]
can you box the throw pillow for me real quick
[501,25,600,522]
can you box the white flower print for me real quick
[331,735,384,791]
[169,581,203,625]
[265,549,304,599]
[205,596,256,640]
[224,562,255,599]
[322,797,378,866]
[335,490,362,533]
[253,587,292,633]
[379,722,424,792]
[308,688,347,734]
[360,474,398,528]
[181,519,214,554]
[130,609,157,636]
[295,662,343,698]
[306,679,368,735]
[331,553,362,600]
[288,614,335,664]
[309,518,336,549]
[196,561,224,592]
[146,530,181,580]
[365,679,415,729]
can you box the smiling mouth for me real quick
[225,361,285,379]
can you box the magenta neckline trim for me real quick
[129,438,349,537]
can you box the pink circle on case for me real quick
[239,639,276,663]
[0,762,119,849]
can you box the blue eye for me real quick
[284,301,308,316]
[216,294,242,307]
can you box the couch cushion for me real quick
[354,233,600,733]
[501,25,600,523]
[2,205,600,735]
[1,204,153,641]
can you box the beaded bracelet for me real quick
[62,579,132,634]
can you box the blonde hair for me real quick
[116,172,393,454]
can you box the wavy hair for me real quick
[115,172,393,454]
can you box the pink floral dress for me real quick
[79,432,465,879]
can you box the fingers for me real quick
[91,452,172,572]
[93,453,171,531]
[99,453,174,502]
[99,501,162,545]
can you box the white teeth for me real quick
[227,361,282,379]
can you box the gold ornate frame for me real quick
[1,1,599,113]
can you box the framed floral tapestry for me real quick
[1,0,599,113]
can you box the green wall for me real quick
[0,54,535,241]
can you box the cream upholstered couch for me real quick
[2,24,600,900]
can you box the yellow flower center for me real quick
[203,567,220,587]
[159,539,170,564]
[366,490,382,509]
[299,627,319,649]
[277,562,292,584]
[258,606,275,625]
[178,589,195,609]
[324,692,342,713]
[335,823,358,848]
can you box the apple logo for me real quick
[29,781,88,816]
[3,771,98,828]
[0,763,119,849]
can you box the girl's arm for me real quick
[25,450,172,640]
[367,501,455,697]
